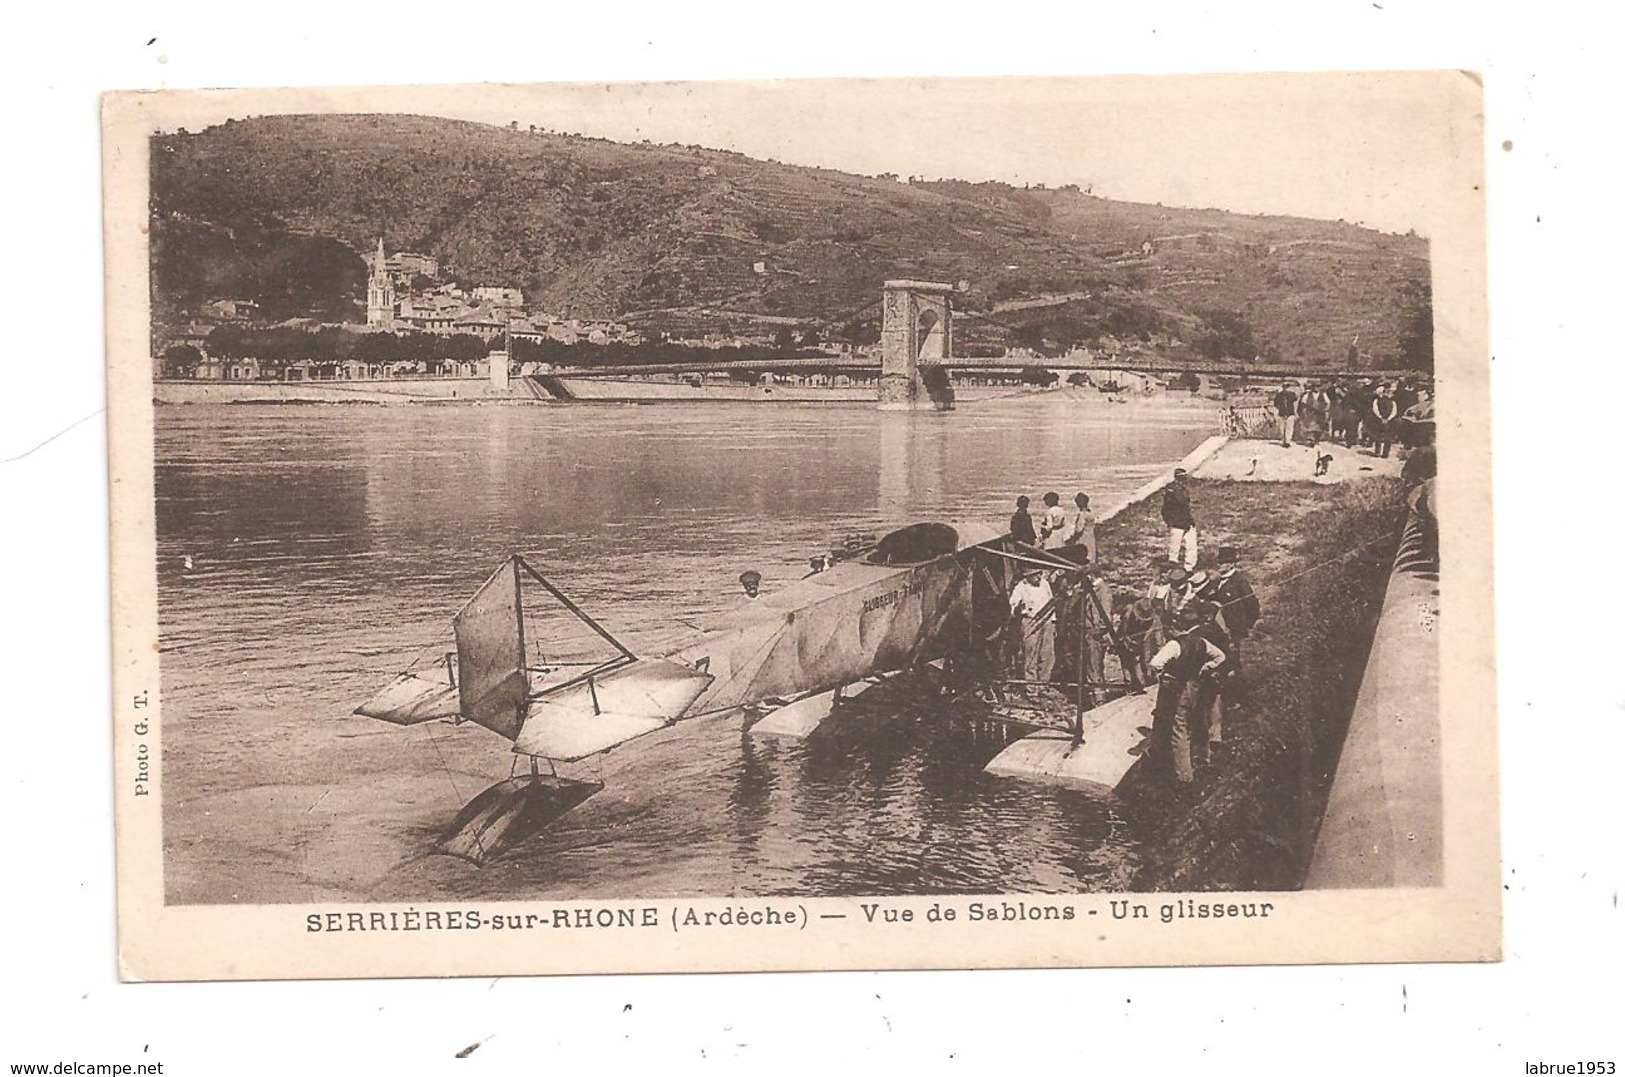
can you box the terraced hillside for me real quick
[151,113,1431,367]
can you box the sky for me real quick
[142,72,1480,238]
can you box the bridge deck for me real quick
[555,356,1408,380]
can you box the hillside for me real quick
[150,113,1431,367]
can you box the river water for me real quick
[155,392,1217,904]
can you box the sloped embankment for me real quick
[1091,476,1409,891]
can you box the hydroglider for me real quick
[357,521,1026,863]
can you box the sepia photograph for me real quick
[103,73,1497,980]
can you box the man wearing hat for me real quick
[1209,548,1260,654]
[1115,560,1176,685]
[1183,595,1236,761]
[1117,587,1166,689]
[1155,564,1188,627]
[1008,567,1056,685]
[1370,383,1400,458]
[739,570,763,601]
[1174,568,1211,617]
[1298,381,1331,444]
[1161,468,1198,570]
[1147,605,1229,782]
[1204,547,1260,744]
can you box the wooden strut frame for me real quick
[977,544,1146,745]
[509,555,641,741]
[516,555,637,661]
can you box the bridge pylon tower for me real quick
[879,280,956,411]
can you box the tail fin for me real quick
[452,557,531,741]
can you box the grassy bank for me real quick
[1089,475,1409,891]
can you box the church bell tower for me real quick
[367,237,395,328]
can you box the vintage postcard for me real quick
[104,73,1497,981]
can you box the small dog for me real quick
[1314,452,1334,477]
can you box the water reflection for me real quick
[155,395,1216,903]
[727,725,776,875]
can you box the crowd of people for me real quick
[1004,474,1260,784]
[1269,377,1433,457]
[734,468,1266,784]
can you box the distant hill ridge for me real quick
[150,113,1431,367]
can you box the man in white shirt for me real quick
[1146,609,1228,782]
[1008,568,1056,684]
[1064,492,1098,564]
[1145,559,1176,613]
[1174,569,1212,616]
[1038,492,1069,550]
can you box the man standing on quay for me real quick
[1272,381,1298,447]
[1162,468,1198,570]
[1298,382,1331,444]
[1371,384,1400,458]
